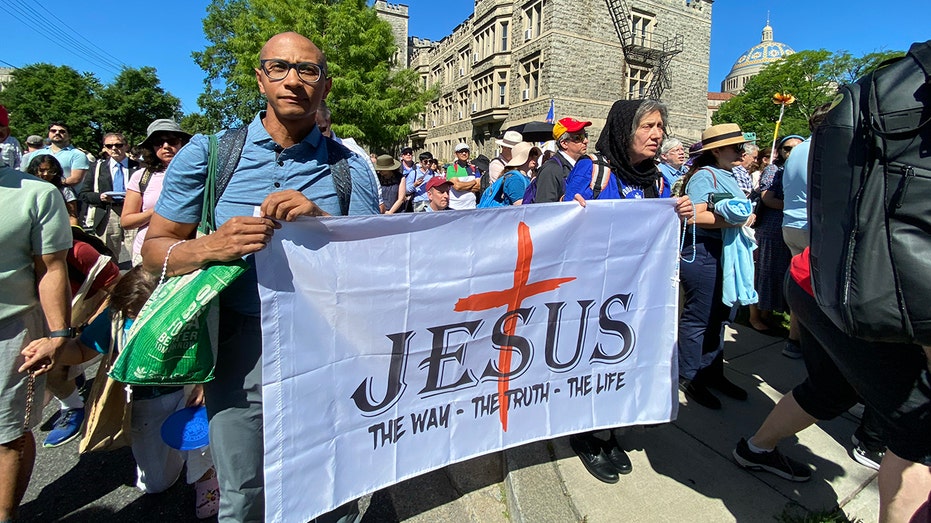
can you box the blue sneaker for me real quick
[43,408,85,448]
[782,339,803,359]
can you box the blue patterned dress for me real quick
[754,164,792,312]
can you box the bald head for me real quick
[255,32,332,142]
[260,32,327,73]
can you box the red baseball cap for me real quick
[553,117,592,140]
[0,105,8,127]
[425,176,452,191]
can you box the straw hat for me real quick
[695,123,749,154]
[505,142,542,168]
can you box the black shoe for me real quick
[569,434,619,484]
[851,436,885,471]
[732,438,811,482]
[679,378,721,410]
[706,375,748,401]
[604,442,632,475]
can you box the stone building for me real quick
[376,0,713,161]
[720,20,794,95]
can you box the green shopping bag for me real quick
[109,260,247,385]
[110,132,248,385]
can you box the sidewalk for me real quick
[22,324,878,521]
[375,324,879,522]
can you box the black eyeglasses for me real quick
[260,59,326,84]
[103,143,125,149]
[564,132,588,143]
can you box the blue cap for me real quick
[161,406,209,451]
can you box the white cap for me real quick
[455,142,470,152]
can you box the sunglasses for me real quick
[103,143,125,149]
[564,132,588,143]
[49,129,68,135]
[152,136,183,148]
[781,145,795,153]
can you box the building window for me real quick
[626,64,651,99]
[521,55,541,101]
[630,9,655,47]
[522,1,543,41]
[499,83,507,106]
[500,22,509,51]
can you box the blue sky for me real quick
[1,0,925,114]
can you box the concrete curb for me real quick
[504,440,581,523]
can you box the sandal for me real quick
[195,475,220,519]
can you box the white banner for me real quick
[256,200,682,523]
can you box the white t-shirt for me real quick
[448,175,477,210]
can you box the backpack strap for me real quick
[324,136,352,216]
[908,40,931,81]
[589,154,612,199]
[215,127,249,201]
[199,128,249,235]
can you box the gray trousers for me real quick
[208,309,359,523]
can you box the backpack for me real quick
[476,170,526,208]
[479,157,506,198]
[201,127,353,228]
[808,40,931,345]
[522,154,565,205]
[563,153,614,201]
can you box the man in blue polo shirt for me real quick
[142,32,378,522]
[44,122,89,187]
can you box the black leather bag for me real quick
[809,40,931,345]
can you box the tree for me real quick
[98,67,182,144]
[181,112,219,136]
[193,0,435,151]
[0,63,102,149]
[713,49,904,146]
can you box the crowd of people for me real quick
[0,29,928,523]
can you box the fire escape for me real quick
[604,0,684,100]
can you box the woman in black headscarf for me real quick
[566,99,693,485]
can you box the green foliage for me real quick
[194,0,435,151]
[98,67,182,145]
[0,63,102,149]
[713,49,904,146]
[180,113,220,136]
[0,64,185,150]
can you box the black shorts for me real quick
[786,276,931,466]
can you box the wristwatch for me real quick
[48,328,77,339]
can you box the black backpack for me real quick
[808,40,931,345]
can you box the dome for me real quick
[721,21,795,94]
[728,34,795,75]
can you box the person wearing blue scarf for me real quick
[678,123,756,411]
